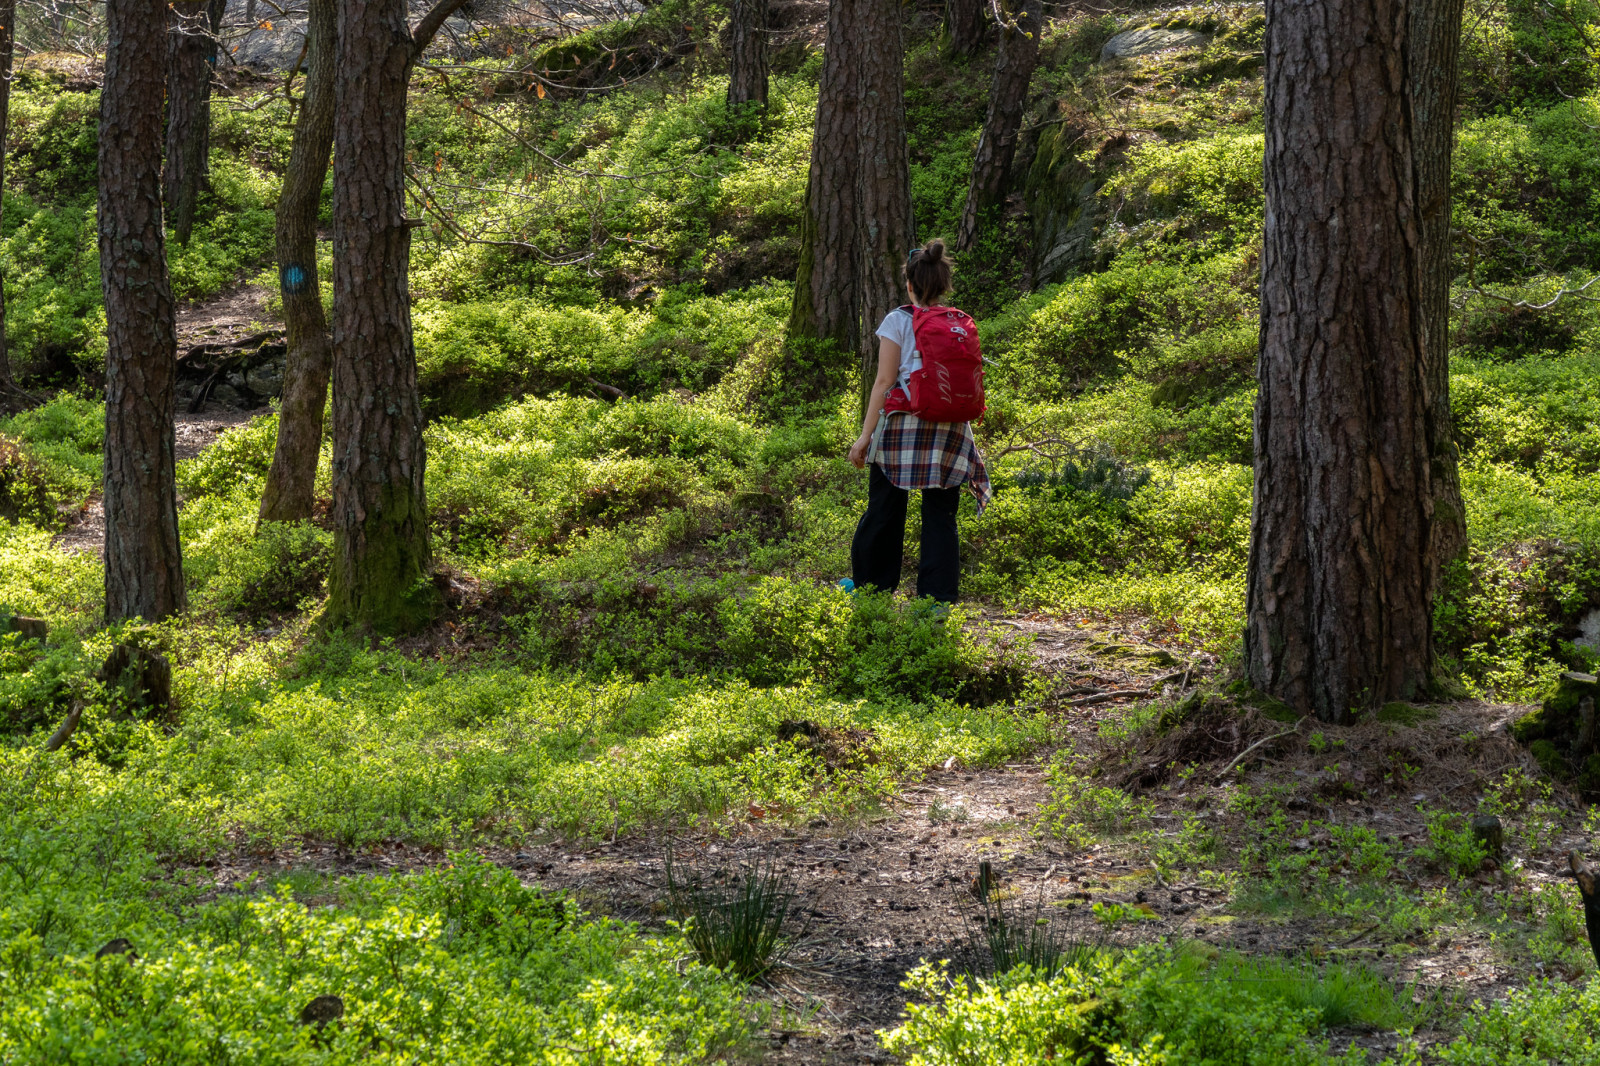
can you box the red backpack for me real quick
[883,305,986,422]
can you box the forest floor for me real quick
[52,285,277,556]
[32,282,1585,1062]
[158,609,1567,1063]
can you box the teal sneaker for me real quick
[838,578,856,595]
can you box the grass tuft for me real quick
[664,847,802,982]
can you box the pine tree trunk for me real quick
[786,0,863,360]
[945,0,985,58]
[101,0,186,622]
[1246,0,1436,722]
[726,0,768,112]
[957,0,1041,252]
[1412,0,1467,572]
[787,0,912,404]
[260,0,335,524]
[165,0,216,247]
[0,0,14,393]
[326,0,435,632]
[853,0,914,404]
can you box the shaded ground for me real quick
[53,411,259,557]
[172,628,1565,1063]
[175,284,277,352]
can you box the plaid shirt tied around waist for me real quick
[868,406,992,515]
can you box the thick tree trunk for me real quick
[945,0,985,58]
[786,0,863,359]
[101,0,186,622]
[326,0,438,632]
[957,0,1041,253]
[787,0,913,404]
[260,0,335,524]
[1246,0,1437,723]
[853,0,914,402]
[1412,0,1468,572]
[0,0,14,393]
[165,0,217,247]
[726,0,768,113]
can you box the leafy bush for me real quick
[0,518,101,627]
[0,393,102,509]
[511,575,1030,704]
[0,781,754,1065]
[880,950,1369,1066]
[1438,978,1600,1064]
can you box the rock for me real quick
[1472,815,1504,861]
[1510,671,1600,780]
[1578,607,1600,655]
[245,361,285,397]
[1101,26,1210,61]
[211,384,242,406]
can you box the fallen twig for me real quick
[1066,689,1153,707]
[1216,717,1309,779]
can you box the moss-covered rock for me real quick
[1530,739,1565,778]
[1510,671,1600,784]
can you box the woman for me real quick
[846,239,990,603]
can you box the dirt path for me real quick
[52,282,282,557]
[176,284,277,351]
[54,411,259,557]
[170,627,1560,1064]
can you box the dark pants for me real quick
[851,463,962,603]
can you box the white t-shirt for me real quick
[875,307,921,391]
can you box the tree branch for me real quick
[412,0,470,56]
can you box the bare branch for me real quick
[411,0,470,55]
[1458,273,1600,312]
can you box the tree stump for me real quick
[3,615,47,642]
[1471,814,1503,862]
[98,643,174,726]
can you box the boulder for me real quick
[1578,607,1600,654]
[1512,671,1600,790]
[245,361,285,397]
[1101,26,1210,61]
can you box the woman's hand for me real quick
[848,434,871,469]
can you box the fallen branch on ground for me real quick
[1216,717,1309,779]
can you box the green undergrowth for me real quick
[0,772,754,1064]
[1,616,1046,845]
[881,949,1396,1065]
[882,942,1600,1065]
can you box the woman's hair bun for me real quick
[905,237,953,301]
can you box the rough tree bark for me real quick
[165,0,219,247]
[786,0,864,362]
[259,0,335,524]
[726,0,768,114]
[0,0,15,394]
[944,0,985,58]
[101,0,186,622]
[325,0,464,631]
[957,0,1042,252]
[787,0,913,403]
[1412,0,1468,572]
[853,0,914,401]
[1246,0,1441,722]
